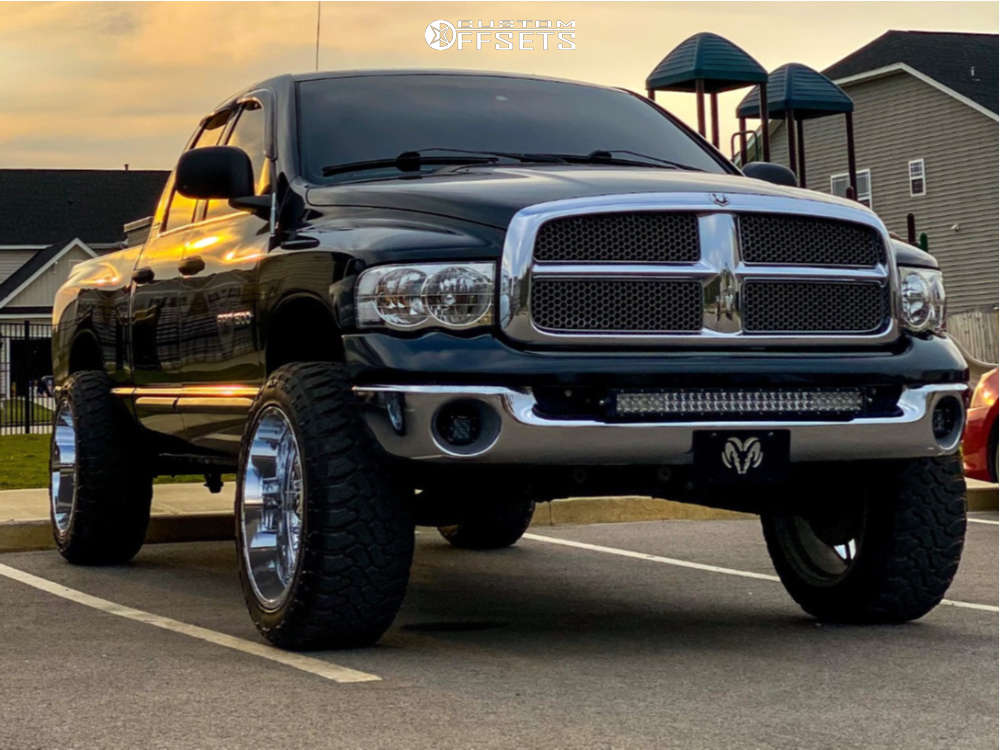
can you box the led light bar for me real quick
[615,388,865,418]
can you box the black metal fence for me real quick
[1,321,55,435]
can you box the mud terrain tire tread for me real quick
[236,362,413,650]
[52,370,152,564]
[762,455,966,623]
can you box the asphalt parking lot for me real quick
[1,514,997,750]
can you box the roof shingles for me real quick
[823,30,998,114]
[0,169,168,246]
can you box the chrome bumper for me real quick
[354,383,966,464]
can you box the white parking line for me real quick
[0,563,381,683]
[968,518,999,526]
[523,533,1000,614]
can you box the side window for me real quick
[162,117,227,232]
[205,103,269,220]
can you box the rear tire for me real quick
[235,362,414,650]
[50,370,152,564]
[761,455,966,623]
[437,488,536,550]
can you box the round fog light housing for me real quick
[431,399,502,456]
[931,395,963,447]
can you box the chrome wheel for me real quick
[780,501,866,585]
[240,406,304,609]
[50,404,76,535]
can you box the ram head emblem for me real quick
[721,437,763,475]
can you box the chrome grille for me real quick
[533,212,699,263]
[500,193,897,346]
[739,214,886,266]
[532,278,702,332]
[743,281,889,333]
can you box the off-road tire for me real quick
[438,488,536,550]
[50,370,152,564]
[761,455,966,623]
[235,362,414,650]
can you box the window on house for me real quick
[830,169,872,208]
[908,159,926,196]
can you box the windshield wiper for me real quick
[555,150,703,171]
[408,147,569,164]
[321,151,499,176]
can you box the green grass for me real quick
[0,398,53,425]
[0,434,233,490]
[0,434,50,490]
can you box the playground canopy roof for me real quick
[736,63,854,119]
[646,32,767,93]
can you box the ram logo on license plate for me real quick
[721,437,763,475]
[694,431,789,484]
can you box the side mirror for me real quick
[175,146,254,200]
[742,161,798,187]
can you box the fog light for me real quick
[431,399,502,456]
[435,401,482,447]
[931,396,963,445]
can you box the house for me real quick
[0,169,169,323]
[762,31,999,361]
[0,169,167,422]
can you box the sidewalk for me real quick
[2,479,996,553]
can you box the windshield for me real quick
[297,74,730,182]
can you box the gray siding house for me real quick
[764,32,998,358]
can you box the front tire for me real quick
[761,455,966,623]
[235,362,414,650]
[50,370,152,564]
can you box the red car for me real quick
[963,368,998,482]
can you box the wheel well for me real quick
[68,331,102,374]
[265,296,343,373]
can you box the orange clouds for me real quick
[0,2,995,168]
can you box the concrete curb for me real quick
[0,512,235,554]
[1,483,995,554]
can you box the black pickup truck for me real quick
[50,71,968,650]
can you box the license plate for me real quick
[693,430,790,484]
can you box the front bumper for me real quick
[356,383,967,464]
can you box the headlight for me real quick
[897,266,946,334]
[357,262,494,331]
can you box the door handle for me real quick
[178,256,206,276]
[132,267,155,285]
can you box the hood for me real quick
[890,238,939,269]
[306,165,864,230]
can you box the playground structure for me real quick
[645,33,858,197]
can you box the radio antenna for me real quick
[315,2,321,71]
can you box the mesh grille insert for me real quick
[743,281,889,333]
[534,212,700,263]
[739,214,886,266]
[532,278,703,332]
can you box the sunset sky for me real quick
[1,1,996,170]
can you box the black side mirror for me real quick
[176,146,254,200]
[742,161,798,187]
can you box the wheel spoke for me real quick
[240,407,304,608]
